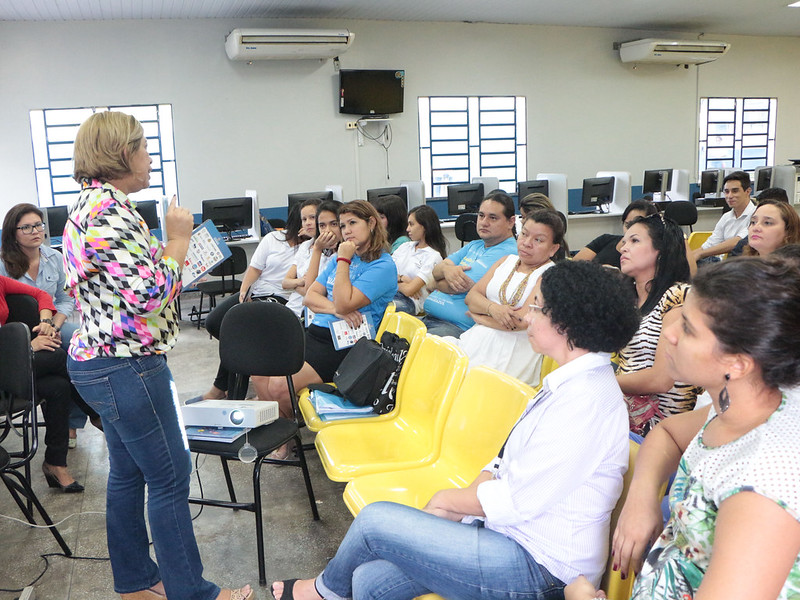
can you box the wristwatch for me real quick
[40,318,54,326]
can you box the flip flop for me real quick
[272,579,299,600]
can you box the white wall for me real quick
[1,18,798,221]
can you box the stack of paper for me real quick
[311,390,375,422]
[185,425,247,443]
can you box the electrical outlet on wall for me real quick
[346,122,358,130]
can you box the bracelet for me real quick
[486,302,493,318]
[40,318,54,325]
[337,257,352,265]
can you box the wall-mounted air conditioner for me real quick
[225,28,354,61]
[619,38,730,65]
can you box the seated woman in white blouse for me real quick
[271,260,641,600]
[391,205,447,315]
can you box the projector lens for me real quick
[230,409,245,425]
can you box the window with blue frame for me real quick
[29,104,178,208]
[418,96,526,198]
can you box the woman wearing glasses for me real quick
[1,204,95,491]
[616,213,702,436]
[1,204,102,449]
[271,260,641,600]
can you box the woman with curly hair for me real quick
[567,256,800,600]
[271,260,640,600]
[616,213,702,435]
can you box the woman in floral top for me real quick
[64,112,252,600]
[567,256,800,599]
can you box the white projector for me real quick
[180,399,279,428]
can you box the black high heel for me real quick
[42,465,84,493]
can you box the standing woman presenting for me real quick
[63,112,251,600]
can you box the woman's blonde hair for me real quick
[73,111,144,182]
[338,200,389,262]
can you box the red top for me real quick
[0,275,56,326]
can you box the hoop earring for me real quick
[718,373,731,413]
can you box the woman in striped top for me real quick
[616,213,702,436]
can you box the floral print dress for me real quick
[632,393,800,599]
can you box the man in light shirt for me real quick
[693,171,755,262]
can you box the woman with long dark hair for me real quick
[616,213,701,435]
[370,194,409,252]
[567,256,800,600]
[253,200,397,457]
[391,205,447,315]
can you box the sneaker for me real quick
[68,437,77,449]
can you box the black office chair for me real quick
[190,245,248,329]
[187,301,319,585]
[454,213,480,247]
[0,322,72,556]
[664,201,698,233]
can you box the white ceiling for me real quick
[0,0,799,37]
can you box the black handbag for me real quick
[331,337,398,407]
[372,332,411,414]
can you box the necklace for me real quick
[498,260,533,306]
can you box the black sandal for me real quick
[272,579,298,600]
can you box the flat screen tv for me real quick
[45,205,69,240]
[135,200,160,231]
[201,197,253,239]
[700,169,724,197]
[447,183,484,216]
[287,191,334,220]
[517,180,550,202]
[642,169,673,197]
[366,186,408,209]
[339,69,405,116]
[581,177,615,213]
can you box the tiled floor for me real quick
[0,297,353,599]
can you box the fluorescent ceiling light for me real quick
[789,1,800,7]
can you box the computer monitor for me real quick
[135,200,160,231]
[700,169,724,197]
[201,197,254,239]
[754,166,773,193]
[45,205,69,241]
[447,183,485,216]
[642,169,674,199]
[287,191,334,219]
[517,180,550,202]
[581,177,615,213]
[366,186,408,209]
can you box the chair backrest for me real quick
[600,439,641,600]
[376,311,427,389]
[0,322,34,400]
[5,294,40,331]
[219,301,305,381]
[436,367,532,482]
[687,230,712,251]
[393,335,467,428]
[210,245,248,278]
[375,302,396,338]
[454,213,479,246]
[664,201,698,227]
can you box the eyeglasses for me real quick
[529,303,546,314]
[16,222,46,235]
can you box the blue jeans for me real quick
[61,322,89,430]
[391,293,418,316]
[316,502,564,600]
[67,355,219,600]
[419,315,468,339]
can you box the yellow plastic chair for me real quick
[374,301,397,339]
[315,335,468,482]
[343,366,532,516]
[601,439,641,600]
[531,355,559,394]
[687,231,712,251]
[298,311,427,432]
